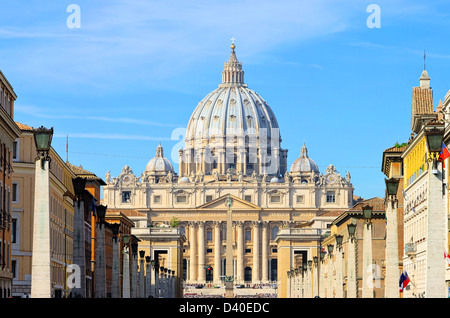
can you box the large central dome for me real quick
[179,44,287,179]
[186,44,279,141]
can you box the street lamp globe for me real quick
[385,178,400,197]
[33,126,53,155]
[362,204,373,221]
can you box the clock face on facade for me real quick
[326,174,336,183]
[122,175,132,183]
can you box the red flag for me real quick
[439,142,450,168]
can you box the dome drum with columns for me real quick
[102,44,355,286]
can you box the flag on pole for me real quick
[445,250,450,266]
[439,142,450,168]
[399,271,410,291]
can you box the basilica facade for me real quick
[102,44,354,285]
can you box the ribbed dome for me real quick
[185,44,279,142]
[290,143,319,174]
[145,144,174,174]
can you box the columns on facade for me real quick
[236,221,244,284]
[261,222,269,283]
[213,221,222,284]
[189,222,197,282]
[252,221,260,283]
[198,221,206,283]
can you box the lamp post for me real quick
[110,223,121,298]
[131,242,138,298]
[95,204,107,298]
[312,256,319,297]
[145,256,151,298]
[347,222,357,298]
[326,244,334,298]
[335,235,344,298]
[307,260,313,298]
[361,204,374,298]
[424,120,447,297]
[139,250,145,298]
[153,260,159,298]
[122,235,131,298]
[30,126,53,298]
[384,177,400,298]
[319,250,326,297]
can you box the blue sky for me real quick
[1,0,450,200]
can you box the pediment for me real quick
[197,194,261,211]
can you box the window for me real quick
[153,195,161,203]
[245,248,252,254]
[12,140,18,161]
[12,182,18,203]
[207,229,213,242]
[176,195,187,203]
[270,195,281,203]
[122,191,131,203]
[245,228,251,241]
[11,219,16,243]
[271,227,279,240]
[296,195,304,204]
[326,191,335,203]
[244,195,252,202]
[206,195,213,203]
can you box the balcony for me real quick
[405,242,417,257]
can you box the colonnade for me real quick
[186,220,276,284]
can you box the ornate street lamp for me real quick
[96,204,107,225]
[72,177,86,204]
[424,120,445,172]
[327,244,334,256]
[320,250,326,262]
[335,235,343,248]
[139,250,145,259]
[385,178,400,197]
[111,223,120,241]
[313,256,318,266]
[33,126,53,167]
[307,260,313,269]
[347,223,356,238]
[362,204,373,221]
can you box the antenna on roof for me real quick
[424,49,426,71]
[66,135,68,163]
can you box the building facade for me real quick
[401,69,449,298]
[0,70,21,298]
[103,45,355,286]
